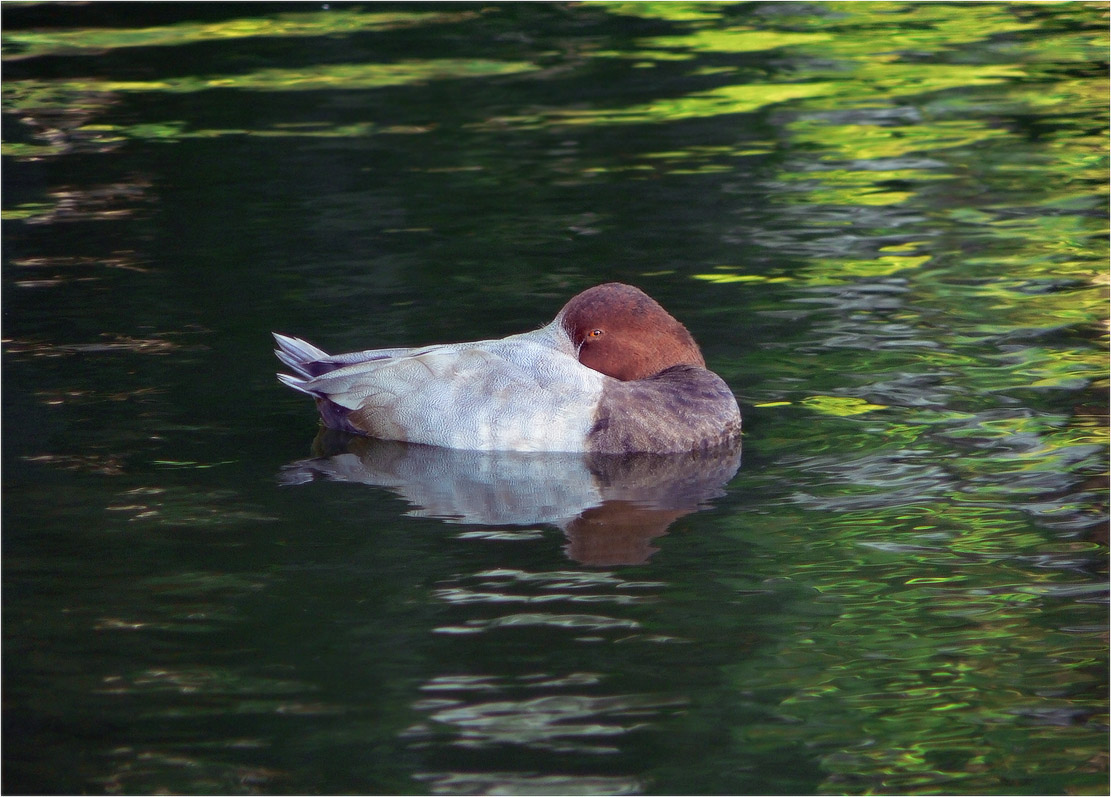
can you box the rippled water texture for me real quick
[3,3,1108,794]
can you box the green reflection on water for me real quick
[719,486,1106,794]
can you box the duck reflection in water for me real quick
[281,430,741,567]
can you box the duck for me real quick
[274,282,741,454]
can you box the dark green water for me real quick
[3,3,1107,794]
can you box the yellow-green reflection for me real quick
[696,253,933,287]
[556,0,1087,132]
[4,58,539,111]
[475,81,837,130]
[592,2,733,24]
[801,396,889,416]
[1,8,479,59]
[625,27,832,58]
[786,119,1015,163]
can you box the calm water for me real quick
[3,3,1108,794]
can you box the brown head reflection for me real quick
[563,502,689,567]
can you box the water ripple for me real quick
[405,691,687,754]
[434,612,640,635]
[413,771,643,795]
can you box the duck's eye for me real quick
[587,329,604,339]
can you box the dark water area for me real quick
[3,3,1108,794]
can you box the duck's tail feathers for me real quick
[276,371,319,396]
[273,333,331,378]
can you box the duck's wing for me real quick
[283,334,604,450]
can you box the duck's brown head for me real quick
[558,282,706,381]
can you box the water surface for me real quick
[3,3,1107,794]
